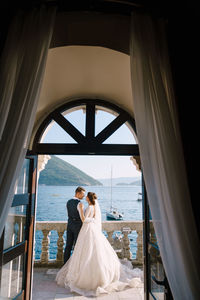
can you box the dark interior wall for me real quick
[0,4,15,55]
[50,11,130,53]
[166,10,200,237]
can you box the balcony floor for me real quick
[32,268,144,300]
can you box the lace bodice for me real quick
[84,205,95,218]
[77,204,95,219]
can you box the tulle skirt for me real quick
[56,218,143,296]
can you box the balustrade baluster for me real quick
[41,229,50,264]
[34,221,143,267]
[56,230,64,264]
[136,229,143,264]
[107,230,114,246]
[122,227,132,259]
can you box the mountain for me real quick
[98,177,141,186]
[39,156,102,186]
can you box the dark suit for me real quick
[64,198,82,263]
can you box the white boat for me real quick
[106,207,124,220]
[137,192,142,201]
[106,166,124,220]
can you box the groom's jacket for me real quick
[67,199,82,225]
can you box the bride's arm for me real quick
[79,204,92,222]
[79,203,85,222]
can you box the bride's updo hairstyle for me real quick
[87,192,97,205]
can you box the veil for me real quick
[94,200,102,231]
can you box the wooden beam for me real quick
[95,112,129,144]
[25,156,38,300]
[52,111,86,144]
[86,103,95,140]
[34,143,139,156]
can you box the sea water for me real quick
[35,185,142,260]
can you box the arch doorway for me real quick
[30,98,146,298]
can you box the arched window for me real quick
[33,99,139,156]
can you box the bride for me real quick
[56,192,143,297]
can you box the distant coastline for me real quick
[98,177,141,186]
[39,156,141,187]
[116,180,141,186]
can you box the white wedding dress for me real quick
[56,201,143,297]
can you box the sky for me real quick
[42,108,140,179]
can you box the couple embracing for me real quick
[56,187,143,297]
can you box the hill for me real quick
[39,156,102,186]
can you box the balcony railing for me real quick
[34,221,143,267]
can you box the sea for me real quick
[35,185,143,260]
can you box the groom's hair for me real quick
[75,186,85,194]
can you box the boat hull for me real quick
[106,213,123,220]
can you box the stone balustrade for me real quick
[34,220,143,268]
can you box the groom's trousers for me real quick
[64,221,82,264]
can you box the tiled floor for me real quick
[32,268,144,300]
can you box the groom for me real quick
[64,186,86,264]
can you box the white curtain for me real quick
[0,6,56,237]
[130,12,200,299]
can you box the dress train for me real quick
[56,205,143,296]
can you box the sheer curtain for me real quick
[130,12,200,299]
[0,6,56,237]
